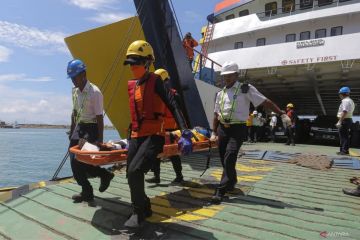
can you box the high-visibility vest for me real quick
[218,83,246,124]
[128,73,166,138]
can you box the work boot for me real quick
[285,142,290,146]
[211,189,225,204]
[171,176,184,185]
[343,187,360,197]
[72,192,94,203]
[144,196,153,218]
[99,171,114,192]
[336,151,349,156]
[146,176,160,184]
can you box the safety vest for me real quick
[218,83,246,124]
[128,73,166,138]
[163,88,178,130]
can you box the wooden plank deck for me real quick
[0,143,359,240]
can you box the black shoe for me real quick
[72,193,94,203]
[145,177,160,184]
[285,143,290,145]
[99,172,114,192]
[291,143,295,146]
[336,151,349,156]
[343,188,360,197]
[171,176,184,185]
[211,189,224,204]
[227,185,235,192]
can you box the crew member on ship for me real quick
[123,40,191,228]
[210,61,286,204]
[285,103,297,146]
[67,59,114,204]
[336,87,355,155]
[182,32,198,70]
[146,68,185,185]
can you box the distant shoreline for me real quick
[17,124,116,130]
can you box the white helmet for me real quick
[220,61,239,76]
[253,110,258,115]
[258,113,262,117]
[271,112,276,115]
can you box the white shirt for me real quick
[337,97,355,118]
[270,116,277,127]
[214,82,267,123]
[72,81,103,123]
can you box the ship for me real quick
[0,0,360,239]
[198,0,360,116]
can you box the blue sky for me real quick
[0,0,220,124]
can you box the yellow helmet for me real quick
[154,68,169,81]
[287,103,294,108]
[126,40,155,60]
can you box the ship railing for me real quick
[257,0,356,20]
[192,47,222,86]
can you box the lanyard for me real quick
[219,82,242,122]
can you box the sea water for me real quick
[0,128,120,188]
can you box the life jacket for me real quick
[163,88,178,130]
[128,73,166,138]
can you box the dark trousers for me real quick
[250,126,258,142]
[285,126,295,144]
[69,124,109,196]
[151,132,182,179]
[152,155,183,179]
[217,124,246,194]
[270,126,276,142]
[339,119,352,153]
[127,135,165,215]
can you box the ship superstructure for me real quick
[200,0,360,115]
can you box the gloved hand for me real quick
[178,129,193,155]
[210,132,217,142]
[335,121,342,129]
[281,114,291,127]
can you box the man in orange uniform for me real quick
[124,40,190,228]
[146,69,184,185]
[182,32,198,70]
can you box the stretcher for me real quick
[69,140,217,166]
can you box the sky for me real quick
[0,0,220,124]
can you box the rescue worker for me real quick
[146,68,184,185]
[67,59,114,204]
[285,103,296,146]
[250,110,259,142]
[182,32,198,70]
[269,112,277,142]
[123,40,190,228]
[210,61,285,204]
[336,86,355,155]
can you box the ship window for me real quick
[318,0,333,6]
[315,29,327,38]
[239,10,249,17]
[331,26,343,36]
[282,0,295,13]
[300,0,313,9]
[286,34,296,42]
[226,14,235,20]
[265,2,277,16]
[256,38,266,46]
[300,31,311,40]
[234,42,244,49]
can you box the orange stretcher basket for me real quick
[69,140,217,166]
